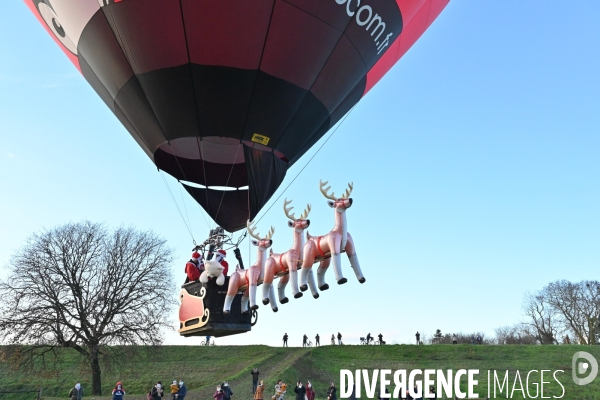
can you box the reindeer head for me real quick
[319,180,353,213]
[247,220,274,250]
[283,199,311,231]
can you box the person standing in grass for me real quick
[222,381,233,400]
[152,382,164,400]
[112,382,126,400]
[69,382,83,400]
[214,386,224,400]
[294,381,306,400]
[283,333,289,347]
[251,368,260,394]
[452,334,458,345]
[306,381,315,400]
[315,334,320,346]
[331,334,335,345]
[415,331,420,345]
[177,381,187,400]
[254,380,264,400]
[337,332,342,345]
[326,382,336,400]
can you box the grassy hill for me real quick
[1,345,599,400]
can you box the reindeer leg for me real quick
[241,288,250,315]
[268,284,278,312]
[346,233,365,283]
[277,274,290,304]
[299,242,315,292]
[317,258,331,291]
[287,252,303,299]
[248,267,260,310]
[262,259,275,305]
[328,236,346,285]
[223,274,239,314]
[307,269,319,299]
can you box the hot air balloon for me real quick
[25,0,449,233]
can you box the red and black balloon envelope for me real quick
[26,0,449,232]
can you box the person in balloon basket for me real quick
[69,382,83,400]
[214,249,229,276]
[112,382,126,400]
[185,251,204,283]
[221,381,233,400]
[151,382,164,400]
[294,381,306,400]
[254,380,264,400]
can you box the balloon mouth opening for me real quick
[180,181,249,191]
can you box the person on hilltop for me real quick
[452,334,458,345]
[415,331,420,345]
[337,332,342,345]
[283,333,289,347]
[213,386,224,400]
[112,382,126,400]
[170,380,179,400]
[152,382,164,400]
[251,368,260,394]
[303,334,308,347]
[221,381,233,400]
[185,251,204,283]
[254,380,265,400]
[326,382,336,400]
[294,381,306,400]
[378,333,384,344]
[306,381,315,400]
[366,333,372,344]
[177,381,187,400]
[331,334,335,345]
[214,249,229,276]
[315,334,320,346]
[69,382,84,400]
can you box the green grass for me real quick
[1,345,599,400]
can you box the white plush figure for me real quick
[200,259,226,286]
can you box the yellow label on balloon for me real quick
[251,133,270,146]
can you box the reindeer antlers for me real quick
[284,199,311,220]
[320,180,354,200]
[319,180,337,200]
[341,182,353,199]
[247,220,275,240]
[300,204,311,220]
[283,199,296,221]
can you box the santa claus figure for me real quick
[214,249,229,276]
[185,251,204,283]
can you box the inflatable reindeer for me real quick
[223,221,274,315]
[299,181,366,292]
[262,200,312,312]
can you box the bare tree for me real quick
[0,221,175,395]
[494,324,537,345]
[544,280,600,345]
[522,292,561,344]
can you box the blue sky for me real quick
[0,0,598,347]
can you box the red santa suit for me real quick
[185,251,204,282]
[214,249,229,276]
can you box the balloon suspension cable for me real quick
[197,137,214,230]
[159,170,195,243]
[177,181,193,239]
[254,105,356,225]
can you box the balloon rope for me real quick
[177,180,193,239]
[254,105,356,224]
[159,170,195,242]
